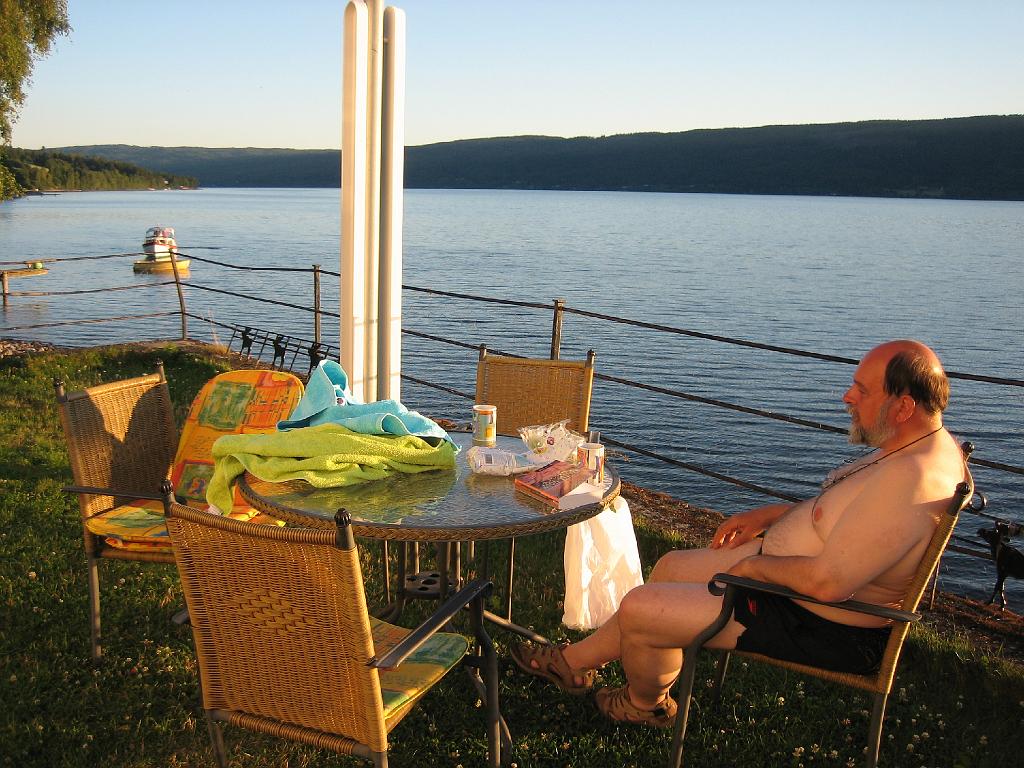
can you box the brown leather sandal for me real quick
[510,642,596,695]
[594,684,677,728]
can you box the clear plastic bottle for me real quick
[467,446,523,476]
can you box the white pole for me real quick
[341,0,369,396]
[379,6,406,401]
[363,0,385,403]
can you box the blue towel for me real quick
[278,360,455,446]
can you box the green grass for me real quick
[2,343,1022,767]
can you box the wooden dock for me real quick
[1,264,49,305]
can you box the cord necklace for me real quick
[811,427,944,520]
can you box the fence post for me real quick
[169,253,188,340]
[1,272,8,307]
[313,264,322,344]
[549,297,565,359]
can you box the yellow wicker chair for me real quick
[475,347,595,438]
[56,366,305,660]
[163,489,502,768]
[475,345,596,621]
[667,452,976,768]
[54,364,179,662]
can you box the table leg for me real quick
[481,608,548,644]
[504,537,516,621]
[451,541,462,590]
[373,543,409,621]
[437,542,450,602]
[473,538,553,643]
[381,540,391,603]
[464,662,513,759]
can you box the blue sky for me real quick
[11,0,1023,149]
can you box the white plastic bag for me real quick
[562,496,644,630]
[518,419,584,464]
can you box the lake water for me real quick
[2,187,1022,604]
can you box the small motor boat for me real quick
[134,226,190,273]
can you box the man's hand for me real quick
[710,502,793,549]
[711,513,763,549]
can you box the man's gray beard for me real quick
[848,402,896,447]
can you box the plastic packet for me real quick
[517,419,585,464]
[466,446,535,476]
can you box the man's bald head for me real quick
[867,340,949,415]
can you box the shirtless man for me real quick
[512,339,969,727]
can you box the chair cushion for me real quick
[86,499,280,552]
[369,617,470,719]
[170,370,304,505]
[85,499,174,552]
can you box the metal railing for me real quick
[5,248,1022,572]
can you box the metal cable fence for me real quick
[6,248,1021,512]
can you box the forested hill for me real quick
[52,145,339,188]
[1,148,197,193]
[55,115,1024,200]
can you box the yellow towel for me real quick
[206,423,457,513]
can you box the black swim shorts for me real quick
[732,588,890,675]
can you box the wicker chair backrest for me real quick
[165,502,389,752]
[870,463,974,692]
[475,350,595,436]
[56,371,177,520]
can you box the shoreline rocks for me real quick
[0,338,59,358]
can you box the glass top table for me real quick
[237,432,620,542]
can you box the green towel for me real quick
[206,423,457,514]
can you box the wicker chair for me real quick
[54,364,179,662]
[475,345,596,621]
[163,489,502,768]
[475,347,595,438]
[667,451,977,768]
[56,367,305,660]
